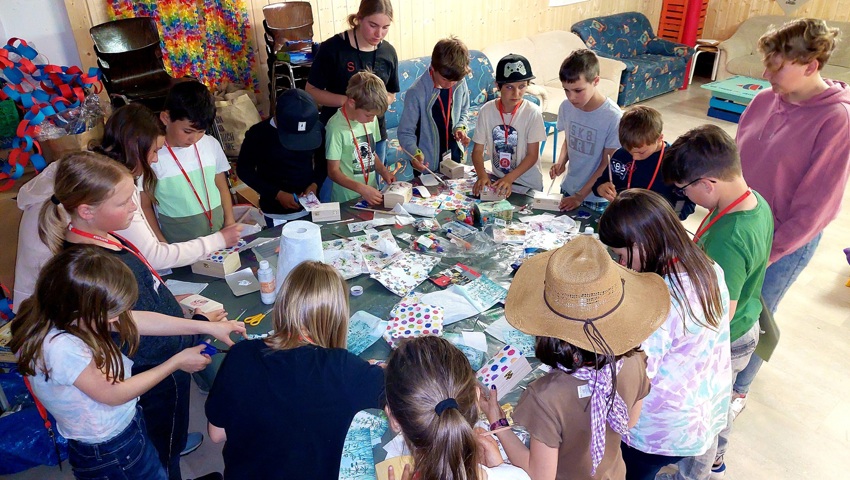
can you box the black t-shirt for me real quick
[206,341,386,480]
[237,118,324,214]
[431,87,454,158]
[308,32,399,139]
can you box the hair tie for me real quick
[50,194,61,206]
[434,398,459,416]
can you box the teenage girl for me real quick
[38,152,225,480]
[206,261,385,480]
[598,189,732,480]
[384,336,530,480]
[10,245,244,479]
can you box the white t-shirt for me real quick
[556,98,622,200]
[481,463,532,480]
[152,135,230,218]
[472,99,547,191]
[27,328,136,443]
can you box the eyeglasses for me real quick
[673,177,716,196]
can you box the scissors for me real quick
[244,308,273,327]
[200,340,229,355]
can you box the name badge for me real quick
[498,151,513,170]
[577,384,592,399]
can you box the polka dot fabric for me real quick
[383,302,445,349]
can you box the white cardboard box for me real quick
[179,294,224,316]
[480,186,506,201]
[532,192,563,211]
[191,245,242,278]
[311,202,341,222]
[383,182,413,208]
[439,159,465,179]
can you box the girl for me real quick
[306,0,400,198]
[479,235,669,480]
[384,335,530,480]
[598,189,732,480]
[38,152,224,480]
[10,245,244,479]
[13,103,242,310]
[205,261,385,480]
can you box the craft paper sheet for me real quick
[444,332,488,370]
[504,328,536,358]
[347,311,389,356]
[436,192,474,211]
[370,251,439,297]
[453,275,508,313]
[476,345,533,400]
[338,410,389,480]
[383,302,444,348]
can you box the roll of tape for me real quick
[350,285,363,296]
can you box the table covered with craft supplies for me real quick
[164,175,600,470]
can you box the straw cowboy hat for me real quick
[505,236,670,355]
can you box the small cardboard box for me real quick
[532,192,563,211]
[440,158,465,179]
[311,202,341,222]
[179,294,224,316]
[383,181,413,208]
[480,186,506,201]
[474,199,514,226]
[191,244,242,278]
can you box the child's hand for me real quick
[196,308,227,322]
[411,153,426,172]
[387,464,412,480]
[477,384,505,424]
[173,345,212,373]
[276,191,300,210]
[491,177,513,197]
[549,163,566,179]
[204,320,247,346]
[454,129,471,147]
[598,182,617,201]
[359,185,384,206]
[473,176,491,196]
[301,183,319,198]
[474,427,505,467]
[219,223,244,247]
[560,195,583,211]
[382,171,396,185]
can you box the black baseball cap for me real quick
[276,89,323,151]
[496,54,535,83]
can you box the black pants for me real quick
[621,442,684,480]
[135,367,191,480]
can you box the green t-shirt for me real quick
[698,190,774,341]
[325,109,383,203]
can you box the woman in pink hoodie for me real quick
[731,14,850,447]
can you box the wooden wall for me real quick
[703,0,850,40]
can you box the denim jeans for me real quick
[68,405,167,480]
[135,368,190,480]
[670,322,760,479]
[620,442,684,480]
[733,232,823,394]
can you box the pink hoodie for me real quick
[737,79,850,263]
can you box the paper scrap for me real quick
[165,279,208,296]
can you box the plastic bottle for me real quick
[258,260,276,305]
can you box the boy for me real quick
[398,36,471,175]
[151,80,235,244]
[592,105,695,219]
[550,49,622,211]
[662,125,773,480]
[326,71,396,205]
[237,89,324,225]
[471,53,546,197]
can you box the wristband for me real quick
[489,418,509,431]
[415,148,423,157]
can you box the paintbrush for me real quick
[399,146,450,187]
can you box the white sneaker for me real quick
[729,394,747,421]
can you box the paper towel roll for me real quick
[275,220,324,293]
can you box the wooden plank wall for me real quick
[703,0,850,41]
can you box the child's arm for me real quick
[560,147,616,211]
[491,142,540,197]
[471,142,491,196]
[130,310,246,345]
[139,191,167,242]
[305,83,347,109]
[208,423,227,443]
[374,154,395,185]
[453,87,471,147]
[397,86,424,171]
[327,160,384,205]
[214,173,235,226]
[550,137,569,179]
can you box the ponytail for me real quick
[38,198,68,254]
[419,406,479,480]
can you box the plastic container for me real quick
[258,260,276,305]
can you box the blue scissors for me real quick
[199,340,229,355]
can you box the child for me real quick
[10,245,244,479]
[206,261,385,480]
[152,80,235,243]
[39,152,229,479]
[237,89,325,225]
[384,336,530,480]
[598,190,732,480]
[479,236,665,480]
[591,105,695,219]
[662,125,773,480]
[398,37,471,174]
[550,50,622,211]
[471,53,546,198]
[326,71,397,205]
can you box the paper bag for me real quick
[214,92,261,157]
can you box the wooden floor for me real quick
[6,78,850,479]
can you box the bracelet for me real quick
[489,418,509,431]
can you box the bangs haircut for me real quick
[163,80,216,130]
[759,18,840,70]
[619,106,663,150]
[431,37,471,82]
[663,124,741,185]
[346,70,389,114]
[559,49,600,83]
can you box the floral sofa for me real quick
[572,12,693,106]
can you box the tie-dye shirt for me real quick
[625,262,732,456]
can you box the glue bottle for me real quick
[582,226,599,239]
[258,260,276,305]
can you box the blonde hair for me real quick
[759,18,840,70]
[38,151,134,254]
[386,336,482,480]
[347,0,394,29]
[346,70,389,114]
[265,261,349,350]
[11,245,139,383]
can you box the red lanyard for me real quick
[430,69,453,152]
[692,190,752,243]
[341,106,372,185]
[497,98,522,143]
[627,142,665,190]
[69,226,165,285]
[165,142,213,229]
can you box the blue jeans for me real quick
[135,368,190,480]
[621,442,684,480]
[733,232,823,394]
[68,405,167,480]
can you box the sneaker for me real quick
[180,432,204,456]
[710,458,727,479]
[729,394,748,421]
